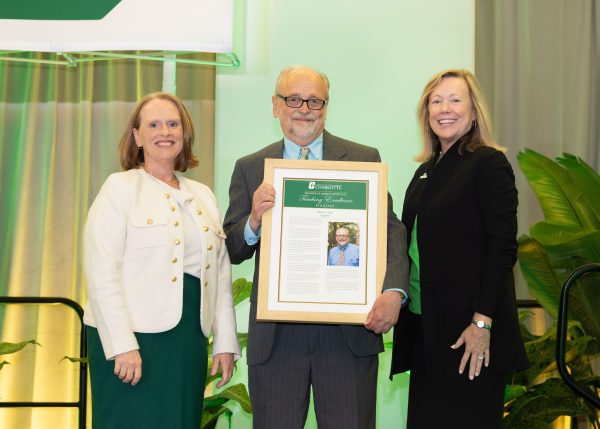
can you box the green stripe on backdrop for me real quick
[0,0,121,20]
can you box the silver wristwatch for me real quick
[472,319,492,330]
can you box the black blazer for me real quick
[224,130,408,365]
[391,141,528,378]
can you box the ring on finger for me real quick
[477,355,485,360]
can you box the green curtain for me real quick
[0,52,215,428]
[475,0,600,224]
[475,0,600,307]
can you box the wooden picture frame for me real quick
[257,159,388,324]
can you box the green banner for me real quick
[1,0,122,20]
[283,179,367,210]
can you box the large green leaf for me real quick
[504,384,527,403]
[510,319,594,388]
[60,356,88,364]
[220,383,252,413]
[530,223,598,247]
[504,318,599,428]
[232,278,252,306]
[518,236,562,319]
[556,153,600,225]
[526,226,600,342]
[237,333,248,351]
[203,395,228,410]
[512,328,556,386]
[204,383,252,413]
[0,340,40,371]
[528,229,595,282]
[0,340,39,355]
[517,149,591,227]
[517,149,600,356]
[565,272,600,351]
[201,279,252,427]
[201,405,232,429]
[503,378,594,429]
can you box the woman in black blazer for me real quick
[390,69,528,429]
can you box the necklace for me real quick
[143,167,179,189]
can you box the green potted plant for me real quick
[503,314,599,428]
[201,278,252,429]
[502,149,600,427]
[517,149,600,348]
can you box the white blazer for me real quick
[83,168,240,360]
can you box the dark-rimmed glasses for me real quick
[276,94,327,110]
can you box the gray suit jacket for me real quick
[223,130,408,365]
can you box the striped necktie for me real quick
[337,247,345,265]
[299,147,310,160]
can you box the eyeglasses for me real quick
[276,94,327,110]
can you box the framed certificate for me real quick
[257,159,388,324]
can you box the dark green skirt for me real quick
[87,273,207,429]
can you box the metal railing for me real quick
[556,263,600,409]
[0,297,87,429]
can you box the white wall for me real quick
[214,1,474,427]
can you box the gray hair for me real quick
[274,65,330,98]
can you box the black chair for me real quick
[556,263,600,409]
[0,297,87,429]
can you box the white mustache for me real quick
[291,112,315,120]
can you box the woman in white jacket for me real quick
[84,92,240,429]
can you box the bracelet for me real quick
[472,319,492,330]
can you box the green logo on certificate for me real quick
[1,0,121,20]
[283,179,367,209]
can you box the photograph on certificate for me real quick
[277,179,368,305]
[326,222,360,268]
[257,159,388,324]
